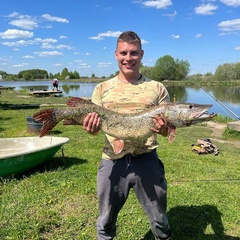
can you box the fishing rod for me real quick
[167,62,240,120]
[191,82,240,120]
[172,178,240,183]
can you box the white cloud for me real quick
[234,46,240,50]
[89,31,122,40]
[9,19,38,30]
[219,0,240,7]
[78,63,91,69]
[6,12,19,18]
[13,63,29,68]
[34,51,63,57]
[41,14,69,23]
[56,44,73,50]
[41,43,54,49]
[2,40,29,47]
[97,62,112,68]
[218,18,240,32]
[171,34,180,39]
[34,38,58,43]
[194,3,218,15]
[141,0,172,9]
[5,12,38,30]
[195,33,202,38]
[0,56,12,62]
[0,29,33,39]
[22,55,35,59]
[141,39,149,44]
[41,42,73,50]
[163,10,177,20]
[60,35,68,39]
[1,37,58,47]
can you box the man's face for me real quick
[115,41,144,78]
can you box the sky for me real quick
[0,0,239,77]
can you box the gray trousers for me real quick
[96,150,171,240]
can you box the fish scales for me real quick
[33,97,217,154]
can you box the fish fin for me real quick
[167,126,176,143]
[67,97,92,107]
[112,139,125,154]
[62,118,82,125]
[33,109,59,137]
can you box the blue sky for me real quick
[0,0,239,77]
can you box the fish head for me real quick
[166,103,217,127]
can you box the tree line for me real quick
[1,55,240,81]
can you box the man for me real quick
[52,78,59,91]
[83,31,172,240]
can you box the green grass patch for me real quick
[211,114,234,124]
[0,90,239,239]
[222,128,240,140]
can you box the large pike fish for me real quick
[33,97,216,154]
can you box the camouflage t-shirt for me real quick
[92,75,170,160]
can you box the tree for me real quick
[18,69,48,80]
[61,68,69,80]
[154,55,177,81]
[23,72,33,81]
[140,66,156,79]
[49,72,54,79]
[214,63,240,81]
[175,59,190,80]
[69,70,80,79]
[140,55,190,81]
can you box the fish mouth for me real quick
[189,104,213,118]
[187,112,217,126]
[184,104,216,126]
[198,112,217,119]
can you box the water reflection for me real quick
[166,86,187,102]
[61,84,80,94]
[212,87,240,104]
[21,85,49,91]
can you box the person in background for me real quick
[52,78,59,91]
[83,31,172,240]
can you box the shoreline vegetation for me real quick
[2,77,240,86]
[0,87,240,239]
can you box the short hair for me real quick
[117,31,142,49]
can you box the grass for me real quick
[0,90,240,240]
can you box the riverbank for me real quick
[2,77,240,86]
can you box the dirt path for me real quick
[206,122,240,147]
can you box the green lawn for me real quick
[0,90,239,239]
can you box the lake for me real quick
[1,80,240,120]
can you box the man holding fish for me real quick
[83,31,172,240]
[33,31,215,239]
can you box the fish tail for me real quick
[33,109,59,137]
[67,97,91,107]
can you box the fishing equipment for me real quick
[191,138,219,155]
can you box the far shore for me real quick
[1,78,240,86]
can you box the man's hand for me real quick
[151,114,169,137]
[83,112,101,134]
